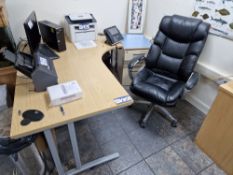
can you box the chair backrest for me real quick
[145,15,210,81]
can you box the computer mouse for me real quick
[21,109,44,126]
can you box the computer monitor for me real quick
[23,11,59,60]
[23,11,41,54]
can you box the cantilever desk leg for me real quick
[44,122,120,175]
[67,123,82,169]
[66,122,119,175]
[44,129,65,175]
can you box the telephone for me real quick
[104,26,123,45]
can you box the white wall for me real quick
[5,0,128,43]
[145,0,233,113]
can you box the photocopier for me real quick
[64,13,97,43]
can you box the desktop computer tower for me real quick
[38,20,66,52]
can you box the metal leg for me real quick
[29,143,46,175]
[10,154,29,175]
[66,122,119,175]
[139,104,154,128]
[154,105,177,127]
[44,122,120,175]
[68,123,82,169]
[66,153,119,175]
[134,100,152,105]
[44,129,65,175]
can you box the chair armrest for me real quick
[128,56,145,80]
[185,72,200,90]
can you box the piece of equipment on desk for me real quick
[38,20,66,52]
[64,13,97,42]
[104,26,123,45]
[24,11,59,59]
[2,49,58,92]
[64,13,97,49]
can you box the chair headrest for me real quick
[159,15,210,43]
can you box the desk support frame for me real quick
[44,122,119,175]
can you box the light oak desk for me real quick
[196,81,233,175]
[11,38,133,175]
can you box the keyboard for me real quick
[38,44,59,60]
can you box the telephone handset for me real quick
[104,26,123,45]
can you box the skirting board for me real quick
[184,62,228,115]
[184,93,209,115]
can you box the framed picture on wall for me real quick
[128,0,147,33]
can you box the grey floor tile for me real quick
[171,136,213,174]
[146,147,195,175]
[101,134,143,175]
[128,127,168,158]
[173,111,204,134]
[56,126,73,167]
[0,157,18,175]
[87,111,115,129]
[119,161,154,175]
[150,113,188,144]
[176,100,205,119]
[56,122,103,168]
[76,123,103,165]
[0,155,7,165]
[199,164,226,175]
[114,107,141,134]
[88,112,125,145]
[79,164,113,175]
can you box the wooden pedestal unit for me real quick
[0,0,8,27]
[0,66,16,103]
[196,81,233,175]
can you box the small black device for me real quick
[39,20,66,52]
[104,26,123,45]
[21,109,44,126]
[23,11,59,60]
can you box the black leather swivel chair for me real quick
[128,15,210,128]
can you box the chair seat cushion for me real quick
[130,68,185,106]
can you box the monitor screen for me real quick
[23,11,41,54]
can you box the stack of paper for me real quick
[74,40,96,49]
[47,80,83,106]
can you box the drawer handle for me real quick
[133,54,145,57]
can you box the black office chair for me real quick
[0,107,45,175]
[128,15,210,128]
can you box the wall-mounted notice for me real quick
[192,0,233,40]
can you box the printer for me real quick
[64,13,97,43]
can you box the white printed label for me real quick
[113,96,132,104]
[28,20,33,29]
[39,57,48,67]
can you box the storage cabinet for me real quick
[122,49,148,86]
[120,34,151,86]
[0,0,8,27]
[196,81,233,175]
[0,0,16,101]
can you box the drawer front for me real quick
[122,68,131,86]
[125,49,149,61]
[122,65,144,86]
[124,60,144,69]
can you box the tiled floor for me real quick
[0,99,227,175]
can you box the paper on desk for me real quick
[74,40,96,49]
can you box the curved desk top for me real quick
[10,38,133,139]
